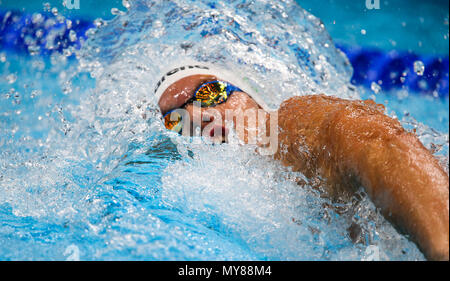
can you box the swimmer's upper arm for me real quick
[276,94,449,260]
[331,108,449,260]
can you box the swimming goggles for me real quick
[163,80,242,134]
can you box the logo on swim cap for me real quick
[154,65,210,94]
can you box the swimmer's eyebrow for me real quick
[158,74,218,115]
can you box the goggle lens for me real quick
[194,81,228,107]
[163,111,183,133]
[162,81,241,134]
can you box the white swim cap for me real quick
[154,60,272,112]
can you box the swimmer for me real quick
[155,63,449,261]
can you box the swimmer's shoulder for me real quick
[280,94,345,108]
[280,94,386,115]
[278,94,347,117]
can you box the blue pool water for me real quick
[1,0,448,56]
[300,0,449,56]
[0,0,448,261]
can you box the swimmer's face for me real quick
[158,74,267,143]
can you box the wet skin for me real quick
[158,75,449,261]
[276,95,449,261]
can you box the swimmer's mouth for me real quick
[209,125,228,143]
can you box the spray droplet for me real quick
[35,29,44,38]
[62,80,73,95]
[94,18,106,28]
[371,82,381,94]
[69,30,77,42]
[63,48,73,57]
[32,13,44,24]
[413,61,425,76]
[6,74,17,84]
[111,8,125,16]
[0,53,6,63]
[418,80,428,90]
[122,0,131,9]
[30,90,41,99]
[28,45,41,55]
[43,2,51,12]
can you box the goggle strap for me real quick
[163,109,177,119]
[226,84,242,94]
